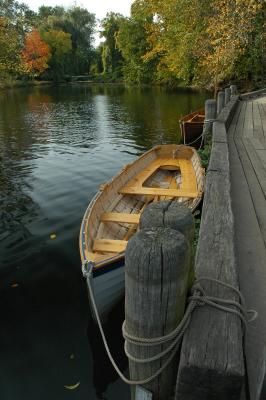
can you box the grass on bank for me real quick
[193,135,212,250]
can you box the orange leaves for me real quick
[21,30,51,76]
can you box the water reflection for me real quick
[0,84,208,400]
[87,300,128,400]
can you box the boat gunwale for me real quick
[179,108,205,124]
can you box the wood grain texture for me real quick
[139,201,194,243]
[100,212,140,224]
[125,227,191,400]
[229,94,266,400]
[217,91,225,115]
[140,200,195,293]
[93,239,127,252]
[119,186,198,198]
[175,96,245,400]
[225,87,231,104]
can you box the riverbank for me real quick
[0,79,53,90]
[0,77,200,90]
[1,75,262,94]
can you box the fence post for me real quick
[217,91,225,115]
[225,87,231,104]
[125,226,191,400]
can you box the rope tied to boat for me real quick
[183,119,216,148]
[82,261,257,386]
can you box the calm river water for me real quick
[0,84,208,400]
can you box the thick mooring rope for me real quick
[82,262,257,386]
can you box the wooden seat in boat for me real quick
[100,212,140,224]
[93,239,127,253]
[120,187,198,198]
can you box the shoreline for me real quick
[0,78,209,93]
[0,77,261,97]
[0,80,54,91]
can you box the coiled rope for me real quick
[82,262,257,386]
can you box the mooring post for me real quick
[202,99,217,140]
[225,87,231,104]
[125,226,191,400]
[140,201,195,287]
[230,85,237,96]
[217,90,225,115]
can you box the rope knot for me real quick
[82,260,95,278]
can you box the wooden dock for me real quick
[121,88,266,400]
[228,93,266,400]
[175,89,266,400]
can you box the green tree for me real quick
[37,5,65,20]
[39,6,96,75]
[0,0,36,36]
[199,0,264,92]
[116,9,155,84]
[0,16,22,77]
[237,2,266,87]
[89,45,104,75]
[100,12,125,76]
[42,29,71,80]
[137,0,210,85]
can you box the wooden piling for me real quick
[140,201,194,242]
[217,91,225,115]
[203,99,217,138]
[140,201,195,288]
[230,85,237,96]
[125,227,191,400]
[225,87,231,104]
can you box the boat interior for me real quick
[81,145,204,265]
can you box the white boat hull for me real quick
[86,264,125,321]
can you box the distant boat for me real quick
[179,109,205,148]
[80,144,205,319]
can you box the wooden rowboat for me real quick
[179,109,205,148]
[80,144,204,318]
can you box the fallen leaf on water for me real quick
[11,283,19,288]
[64,382,80,390]
[50,233,57,240]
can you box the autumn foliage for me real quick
[21,30,51,76]
[0,17,22,76]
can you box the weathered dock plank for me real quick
[229,93,266,400]
[229,134,266,400]
[253,102,264,139]
[243,101,253,138]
